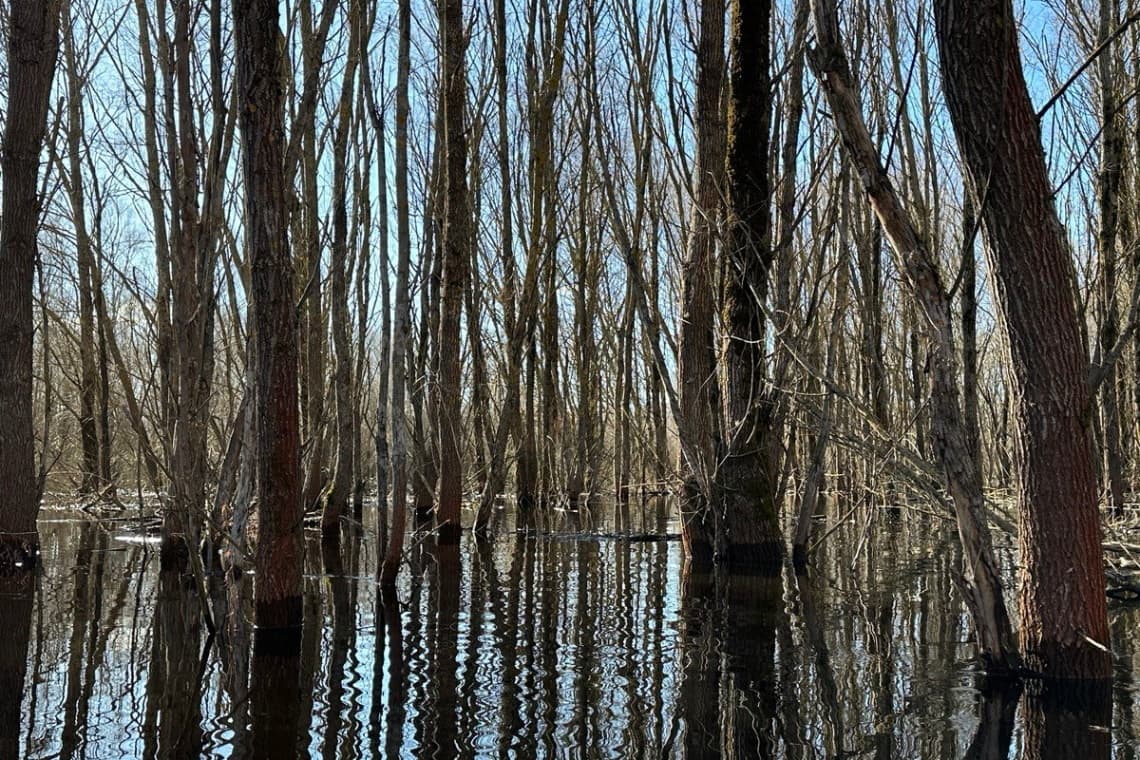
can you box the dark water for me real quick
[5,498,1140,758]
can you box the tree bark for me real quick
[435,0,472,542]
[0,0,61,559]
[60,0,102,497]
[935,0,1112,680]
[1095,0,1126,516]
[324,0,363,539]
[716,0,783,571]
[810,0,1018,671]
[167,0,218,569]
[234,0,304,633]
[299,0,328,516]
[381,0,413,586]
[677,0,726,565]
[961,192,983,486]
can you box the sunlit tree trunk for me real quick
[935,0,1112,680]
[234,0,304,632]
[811,0,1018,671]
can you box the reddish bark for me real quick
[936,0,1112,679]
[234,0,304,631]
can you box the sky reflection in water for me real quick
[6,498,1140,758]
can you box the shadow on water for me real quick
[10,501,1140,758]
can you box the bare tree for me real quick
[935,0,1112,680]
[380,0,413,587]
[324,0,365,539]
[0,0,61,563]
[677,0,726,564]
[435,0,473,541]
[233,0,304,632]
[810,0,1018,671]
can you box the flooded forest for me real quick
[5,0,1140,756]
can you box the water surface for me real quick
[7,498,1140,758]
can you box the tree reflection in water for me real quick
[0,570,34,760]
[9,504,1140,757]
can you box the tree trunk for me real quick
[167,0,217,570]
[381,0,413,587]
[716,0,783,571]
[234,0,304,633]
[0,0,60,560]
[435,0,472,542]
[60,0,101,497]
[677,0,726,565]
[961,192,983,486]
[935,0,1112,680]
[810,0,1018,672]
[1095,0,1126,516]
[323,0,363,539]
[300,0,327,516]
[362,22,392,554]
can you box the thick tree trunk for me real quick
[0,0,60,559]
[716,0,783,571]
[234,0,304,633]
[810,0,1018,671]
[935,0,1112,680]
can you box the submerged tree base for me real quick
[254,597,304,639]
[1021,640,1113,683]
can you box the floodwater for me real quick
[5,497,1140,759]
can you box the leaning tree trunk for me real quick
[234,0,304,633]
[810,0,1018,672]
[935,0,1112,680]
[0,0,61,562]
